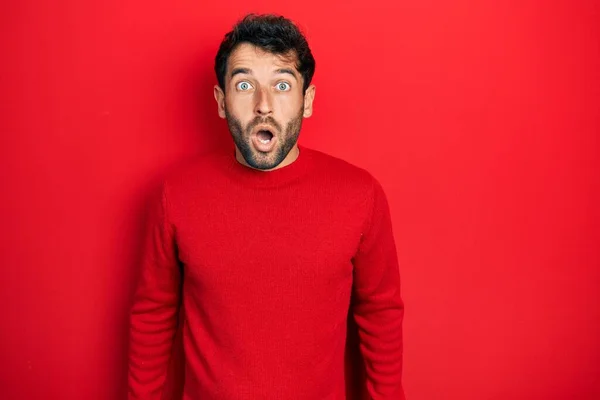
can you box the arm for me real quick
[128,183,181,399]
[352,177,405,399]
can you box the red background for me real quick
[1,1,599,399]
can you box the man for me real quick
[128,14,404,400]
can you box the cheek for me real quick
[226,96,252,117]
[276,94,304,117]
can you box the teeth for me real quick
[259,138,271,144]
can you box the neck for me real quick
[235,145,300,171]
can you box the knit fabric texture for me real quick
[128,145,404,399]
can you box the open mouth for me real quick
[251,126,277,152]
[256,129,274,144]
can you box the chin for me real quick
[245,152,282,170]
[241,142,288,170]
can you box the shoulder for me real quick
[303,146,391,232]
[161,151,231,197]
[303,146,379,192]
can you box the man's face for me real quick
[214,43,315,170]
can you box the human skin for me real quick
[213,43,316,171]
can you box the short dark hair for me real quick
[214,14,316,93]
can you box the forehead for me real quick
[227,43,299,73]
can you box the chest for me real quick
[171,187,366,294]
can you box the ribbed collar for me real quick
[223,144,314,189]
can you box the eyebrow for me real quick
[274,68,298,80]
[229,67,299,81]
[230,67,252,79]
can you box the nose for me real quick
[254,87,273,116]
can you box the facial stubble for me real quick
[225,104,304,170]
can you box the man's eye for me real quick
[276,82,291,91]
[236,81,253,91]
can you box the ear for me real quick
[303,84,316,118]
[214,85,226,119]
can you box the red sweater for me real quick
[128,145,404,399]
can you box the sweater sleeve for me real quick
[352,177,405,400]
[128,183,181,399]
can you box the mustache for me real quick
[246,116,282,134]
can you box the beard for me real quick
[224,105,304,170]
